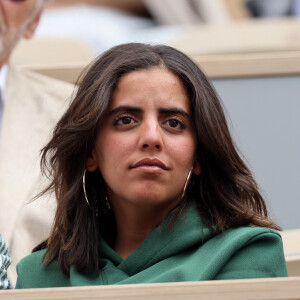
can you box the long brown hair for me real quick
[37,43,279,275]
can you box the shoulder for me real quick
[16,249,46,288]
[7,64,74,103]
[16,249,45,272]
[217,226,283,245]
[6,64,75,119]
[213,226,288,279]
[215,226,286,263]
[16,250,69,289]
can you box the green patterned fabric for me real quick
[16,203,288,289]
[0,235,11,289]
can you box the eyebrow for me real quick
[109,106,142,115]
[109,106,190,118]
[158,108,190,119]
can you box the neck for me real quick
[112,201,179,259]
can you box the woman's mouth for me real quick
[131,158,169,172]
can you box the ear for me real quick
[23,9,43,39]
[86,149,99,172]
[193,161,201,175]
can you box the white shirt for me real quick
[0,64,8,102]
[0,64,8,143]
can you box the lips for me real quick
[131,158,169,171]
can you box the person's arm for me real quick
[215,231,288,279]
[0,235,11,289]
[46,0,149,16]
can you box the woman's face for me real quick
[87,67,200,213]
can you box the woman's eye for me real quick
[114,116,135,126]
[166,119,186,129]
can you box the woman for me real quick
[0,235,11,289]
[16,43,287,288]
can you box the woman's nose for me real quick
[139,120,163,151]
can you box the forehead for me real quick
[110,67,189,109]
[118,66,181,84]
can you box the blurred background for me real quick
[13,0,300,64]
[12,0,300,230]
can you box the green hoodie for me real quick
[16,204,287,288]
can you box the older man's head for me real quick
[0,0,48,66]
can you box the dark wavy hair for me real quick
[35,43,279,275]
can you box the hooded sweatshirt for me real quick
[15,203,287,288]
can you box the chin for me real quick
[130,191,178,208]
[132,193,162,203]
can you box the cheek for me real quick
[168,137,197,166]
[98,134,134,165]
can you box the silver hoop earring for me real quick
[83,169,92,208]
[105,196,111,210]
[182,167,193,199]
[83,169,98,216]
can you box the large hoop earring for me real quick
[83,169,111,216]
[83,169,92,209]
[182,167,193,199]
[82,169,99,216]
[105,196,111,210]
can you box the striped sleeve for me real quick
[0,235,11,289]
